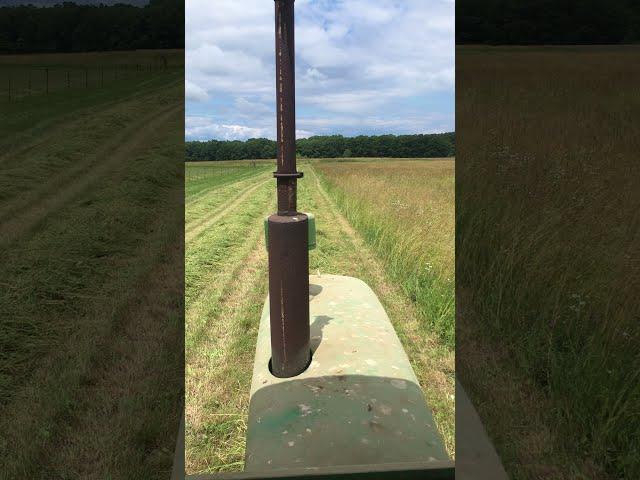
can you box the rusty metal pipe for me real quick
[274,0,302,216]
[267,214,310,377]
[268,0,310,378]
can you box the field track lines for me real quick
[186,240,266,430]
[185,170,267,207]
[307,165,374,261]
[0,104,181,249]
[185,177,271,243]
[186,227,263,348]
[186,227,268,474]
[186,191,273,351]
[0,76,181,164]
[1,189,183,478]
[309,165,423,304]
[309,165,427,338]
[43,235,182,477]
[0,103,180,223]
[185,172,268,218]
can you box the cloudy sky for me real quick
[186,0,454,141]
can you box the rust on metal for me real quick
[267,214,310,377]
[268,0,310,378]
[274,0,301,216]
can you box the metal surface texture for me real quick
[268,0,311,379]
[274,0,300,216]
[265,213,316,251]
[267,214,311,378]
[246,275,450,471]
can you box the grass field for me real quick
[314,159,454,347]
[0,50,184,478]
[457,46,640,479]
[185,158,455,473]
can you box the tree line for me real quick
[0,0,183,54]
[185,133,455,161]
[457,0,640,44]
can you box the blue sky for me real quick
[186,0,454,141]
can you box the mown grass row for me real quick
[0,67,181,149]
[185,166,274,473]
[185,163,268,183]
[0,72,183,478]
[185,179,273,351]
[313,160,455,348]
[185,164,271,207]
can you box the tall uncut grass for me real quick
[315,159,455,348]
[457,46,640,478]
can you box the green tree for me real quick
[186,133,455,162]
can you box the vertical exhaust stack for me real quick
[267,0,310,378]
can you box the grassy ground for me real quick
[185,159,455,474]
[0,50,184,478]
[457,45,640,479]
[314,158,455,347]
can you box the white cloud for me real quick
[297,111,454,136]
[296,129,314,139]
[185,79,209,102]
[185,116,271,141]
[186,0,454,140]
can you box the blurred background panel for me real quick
[0,1,185,478]
[456,2,640,479]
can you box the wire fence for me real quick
[185,163,264,183]
[0,62,176,101]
